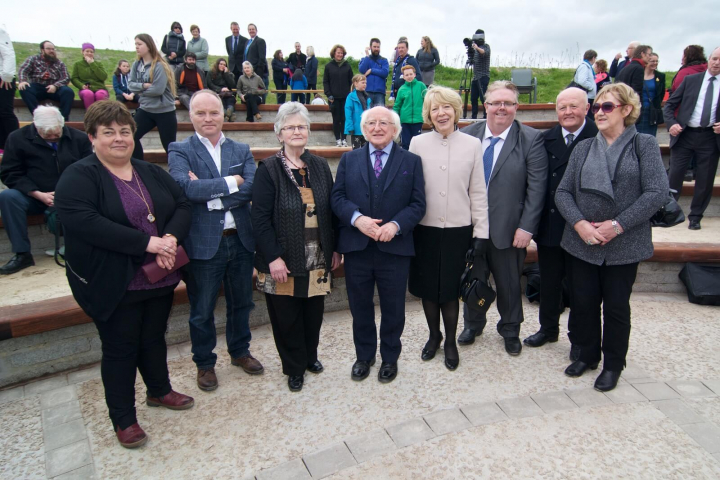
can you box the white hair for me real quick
[360,107,402,142]
[33,105,64,132]
[274,102,311,135]
[242,61,253,72]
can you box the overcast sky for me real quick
[3,0,719,71]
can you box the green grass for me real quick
[12,43,676,105]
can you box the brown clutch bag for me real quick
[141,246,190,284]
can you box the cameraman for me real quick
[470,29,491,119]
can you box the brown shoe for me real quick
[197,367,218,391]
[231,353,265,375]
[116,422,148,449]
[255,113,262,121]
[146,390,195,410]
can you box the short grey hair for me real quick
[189,90,223,114]
[360,107,401,142]
[556,86,588,105]
[274,102,312,135]
[242,61,253,72]
[33,105,64,132]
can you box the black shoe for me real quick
[351,358,376,381]
[457,328,481,345]
[288,375,304,392]
[306,360,324,374]
[594,369,621,392]
[523,331,559,347]
[444,355,459,371]
[504,337,522,356]
[378,362,398,383]
[0,253,34,275]
[688,220,701,230]
[564,360,599,377]
[684,170,694,182]
[569,345,581,361]
[421,335,443,361]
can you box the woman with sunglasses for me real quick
[555,83,668,392]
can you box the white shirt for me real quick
[562,120,586,145]
[481,123,513,177]
[196,132,239,230]
[0,28,16,82]
[688,71,720,128]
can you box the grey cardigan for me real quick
[555,130,668,266]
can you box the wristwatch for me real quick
[611,220,623,235]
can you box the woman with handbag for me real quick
[555,83,668,392]
[408,86,488,370]
[637,53,666,136]
[55,100,194,449]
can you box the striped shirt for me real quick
[472,43,491,80]
[18,54,70,87]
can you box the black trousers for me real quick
[463,242,525,337]
[330,97,347,140]
[470,76,489,119]
[274,79,287,104]
[0,80,19,149]
[668,129,720,221]
[132,108,177,160]
[307,83,316,103]
[265,293,325,376]
[536,244,576,342]
[567,256,638,371]
[93,285,176,430]
[243,94,262,121]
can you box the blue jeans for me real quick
[19,83,74,120]
[368,92,385,107]
[400,123,423,150]
[186,235,255,368]
[0,189,48,253]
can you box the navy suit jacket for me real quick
[331,143,426,256]
[168,135,255,260]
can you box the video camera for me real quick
[463,30,485,61]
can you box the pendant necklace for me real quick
[286,157,308,187]
[119,169,156,223]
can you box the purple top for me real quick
[109,169,181,290]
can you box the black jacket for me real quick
[207,70,236,92]
[287,52,307,72]
[646,71,666,125]
[0,125,92,195]
[55,155,191,322]
[271,58,289,88]
[161,33,186,66]
[225,34,248,72]
[535,120,598,246]
[616,60,644,97]
[323,60,353,99]
[245,36,268,76]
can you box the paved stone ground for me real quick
[1,292,720,479]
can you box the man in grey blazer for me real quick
[663,47,720,230]
[457,81,548,355]
[168,90,264,392]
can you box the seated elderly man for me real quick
[17,41,75,121]
[0,106,91,274]
[175,52,206,110]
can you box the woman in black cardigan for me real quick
[55,101,193,449]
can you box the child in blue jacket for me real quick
[344,74,372,149]
[290,69,308,103]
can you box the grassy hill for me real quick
[12,42,676,105]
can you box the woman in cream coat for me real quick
[408,86,489,370]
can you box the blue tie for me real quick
[233,36,237,53]
[245,38,253,57]
[483,137,500,187]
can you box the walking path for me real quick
[1,293,720,479]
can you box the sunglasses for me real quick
[591,102,625,115]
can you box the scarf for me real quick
[579,126,637,202]
[631,58,646,68]
[356,90,369,110]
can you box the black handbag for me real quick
[459,248,496,314]
[566,65,592,93]
[679,263,720,306]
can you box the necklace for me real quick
[285,157,307,187]
[118,169,156,223]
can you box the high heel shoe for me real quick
[421,335,443,361]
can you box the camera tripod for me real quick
[458,60,485,119]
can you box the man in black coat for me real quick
[0,105,91,274]
[287,42,307,73]
[609,41,639,80]
[225,22,247,82]
[523,88,598,360]
[616,45,653,98]
[663,47,720,230]
[245,23,269,102]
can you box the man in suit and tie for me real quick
[225,22,247,83]
[245,24,269,103]
[523,87,598,360]
[457,80,548,356]
[168,90,264,392]
[664,47,720,231]
[331,107,426,383]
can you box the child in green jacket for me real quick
[393,65,427,149]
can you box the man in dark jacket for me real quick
[225,22,247,82]
[0,105,91,274]
[245,24,269,102]
[609,41,639,80]
[523,87,598,360]
[175,53,206,110]
[287,42,307,73]
[389,40,422,100]
[616,45,653,98]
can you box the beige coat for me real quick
[409,129,489,239]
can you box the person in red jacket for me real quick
[670,45,708,94]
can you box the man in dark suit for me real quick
[616,45,653,98]
[225,22,247,82]
[523,87,598,360]
[331,106,426,383]
[245,23,269,103]
[664,47,720,230]
[458,80,548,356]
[168,91,263,391]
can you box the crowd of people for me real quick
[0,25,719,450]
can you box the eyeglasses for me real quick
[485,101,517,108]
[591,102,625,114]
[366,120,391,128]
[281,125,308,133]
